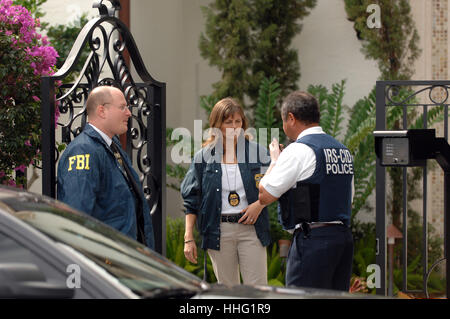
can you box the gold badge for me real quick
[254,173,264,188]
[228,192,240,207]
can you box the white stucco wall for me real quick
[296,0,380,105]
[40,0,96,26]
[129,0,220,218]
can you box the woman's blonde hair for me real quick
[202,97,250,147]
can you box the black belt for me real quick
[293,222,344,239]
[221,213,244,223]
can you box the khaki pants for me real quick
[207,222,267,287]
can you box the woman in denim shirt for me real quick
[181,98,271,286]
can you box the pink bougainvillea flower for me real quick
[1,0,59,187]
[14,164,27,173]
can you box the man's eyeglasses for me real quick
[103,102,131,112]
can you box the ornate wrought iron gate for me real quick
[376,80,448,297]
[40,0,166,254]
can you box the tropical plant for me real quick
[349,216,444,296]
[4,1,91,188]
[392,253,445,297]
[199,0,252,105]
[268,202,292,243]
[254,76,284,144]
[344,0,421,81]
[351,222,376,293]
[0,0,58,187]
[199,0,316,109]
[344,0,425,240]
[307,80,447,295]
[307,80,373,220]
[343,2,445,297]
[248,0,316,105]
[266,243,285,286]
[308,79,347,139]
[12,0,47,28]
[308,80,446,222]
[166,216,289,286]
[166,216,217,283]
[392,209,445,296]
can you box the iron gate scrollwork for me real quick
[376,80,449,297]
[40,0,166,254]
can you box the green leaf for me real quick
[254,76,282,145]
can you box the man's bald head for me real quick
[86,86,131,138]
[86,86,123,118]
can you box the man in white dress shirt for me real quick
[258,91,354,291]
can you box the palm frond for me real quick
[329,80,347,138]
[255,76,281,129]
[345,116,376,154]
[254,76,282,145]
[308,84,331,133]
[308,80,346,138]
[410,104,446,129]
[345,87,376,142]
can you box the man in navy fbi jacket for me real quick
[258,91,354,291]
[57,86,155,249]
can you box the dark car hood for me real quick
[194,283,383,299]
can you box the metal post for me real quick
[41,77,56,198]
[402,105,408,292]
[149,84,166,256]
[422,106,428,293]
[446,173,450,298]
[433,138,450,297]
[375,81,387,295]
[388,240,394,296]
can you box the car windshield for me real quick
[1,192,204,297]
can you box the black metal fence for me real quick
[40,0,166,254]
[376,80,448,296]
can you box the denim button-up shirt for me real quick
[180,138,271,250]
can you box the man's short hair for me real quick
[281,91,320,124]
[85,86,114,117]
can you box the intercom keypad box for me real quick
[381,137,410,166]
[374,129,436,167]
